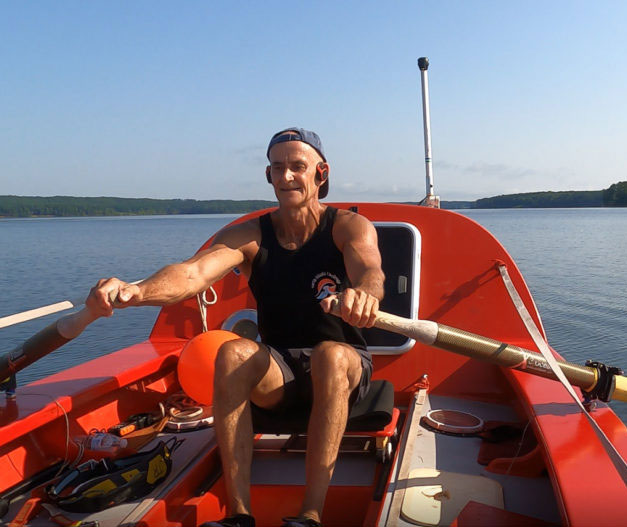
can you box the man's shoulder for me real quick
[334,208,374,231]
[213,217,262,247]
[332,208,377,247]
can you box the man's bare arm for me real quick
[136,243,245,305]
[85,221,258,318]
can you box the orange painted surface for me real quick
[0,339,185,493]
[450,500,559,526]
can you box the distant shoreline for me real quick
[1,184,625,217]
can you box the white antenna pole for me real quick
[418,57,440,208]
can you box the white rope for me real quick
[196,286,217,333]
[504,421,531,477]
[14,393,83,476]
[497,263,627,483]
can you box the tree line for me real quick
[0,196,277,217]
[474,181,626,208]
[1,182,626,217]
[602,181,627,206]
[474,190,603,208]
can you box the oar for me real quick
[333,307,627,403]
[0,280,142,329]
[0,287,132,383]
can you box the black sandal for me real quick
[201,514,256,527]
[281,517,321,527]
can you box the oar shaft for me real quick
[0,308,97,381]
[1,323,71,381]
[1,281,142,383]
[434,324,598,392]
[1,280,142,329]
[0,299,82,329]
[338,306,625,402]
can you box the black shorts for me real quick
[258,344,373,413]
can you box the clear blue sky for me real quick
[2,1,626,201]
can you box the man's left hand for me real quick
[320,288,379,328]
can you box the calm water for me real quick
[1,209,626,422]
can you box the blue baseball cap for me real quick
[266,127,329,198]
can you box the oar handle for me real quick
[329,298,437,345]
[372,311,438,345]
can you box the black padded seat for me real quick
[251,379,394,434]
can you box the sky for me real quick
[1,1,626,202]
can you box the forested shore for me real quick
[471,181,626,208]
[0,196,276,217]
[1,181,625,217]
[447,181,626,209]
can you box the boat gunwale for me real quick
[0,338,186,452]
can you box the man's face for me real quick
[267,141,324,207]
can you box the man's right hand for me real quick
[85,278,142,318]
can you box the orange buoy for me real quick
[177,330,239,404]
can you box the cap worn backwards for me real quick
[266,127,329,199]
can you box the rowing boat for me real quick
[2,201,626,526]
[2,58,626,526]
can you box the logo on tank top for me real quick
[311,272,341,301]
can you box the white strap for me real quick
[498,264,627,483]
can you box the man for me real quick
[86,128,385,527]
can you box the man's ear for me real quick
[315,162,329,183]
[265,166,272,184]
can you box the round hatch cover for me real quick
[421,409,484,436]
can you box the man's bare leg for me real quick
[299,341,363,522]
[213,338,286,515]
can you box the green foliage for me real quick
[602,181,627,206]
[2,183,625,217]
[441,201,473,209]
[474,190,603,209]
[0,196,276,217]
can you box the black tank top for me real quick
[249,207,366,350]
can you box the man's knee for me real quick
[215,338,255,371]
[311,341,361,391]
[214,338,268,388]
[311,341,350,371]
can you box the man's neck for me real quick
[272,202,326,250]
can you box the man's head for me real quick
[266,127,329,200]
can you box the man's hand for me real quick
[85,278,142,318]
[320,288,379,328]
